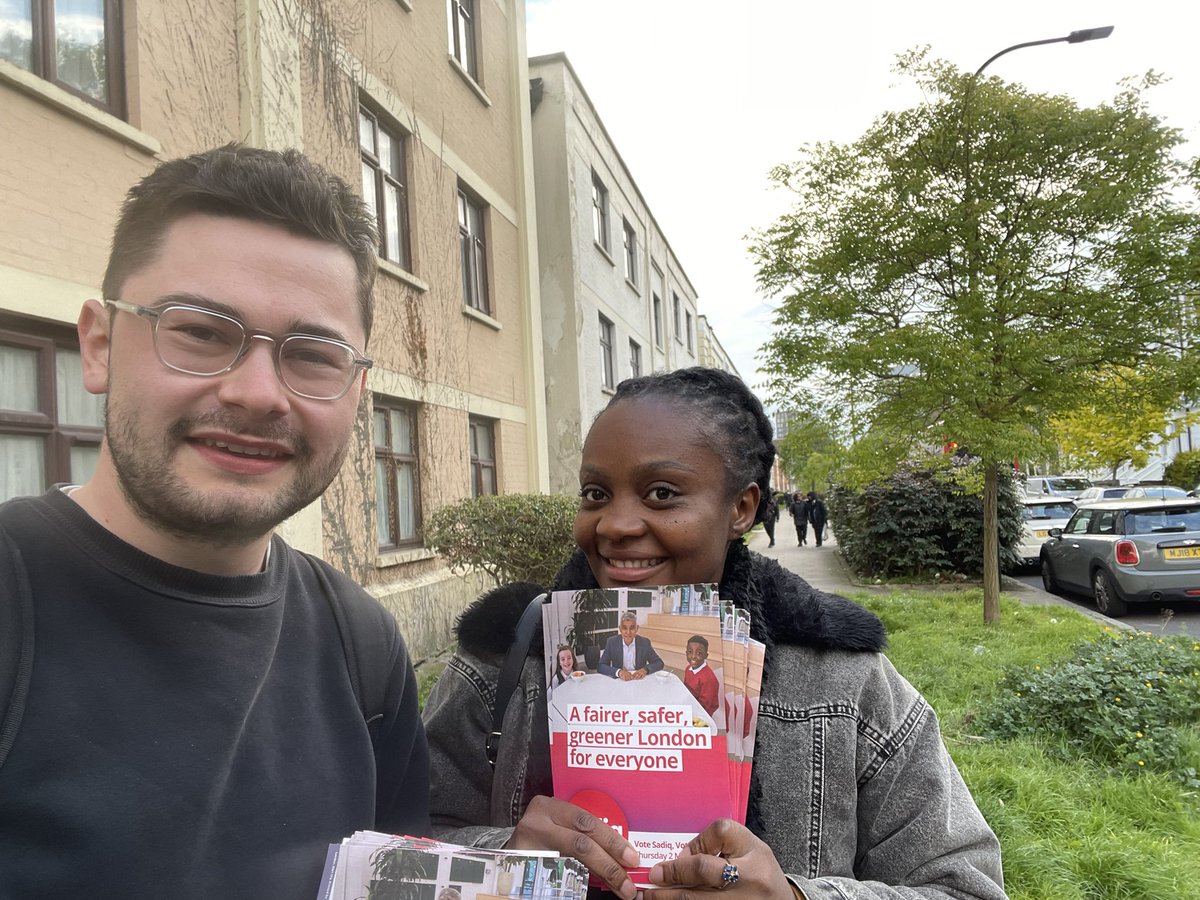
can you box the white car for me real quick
[1024,476,1092,499]
[1017,498,1076,566]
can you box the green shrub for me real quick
[977,630,1200,785]
[423,493,578,587]
[1164,449,1200,491]
[827,461,1023,578]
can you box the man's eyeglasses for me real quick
[104,300,373,401]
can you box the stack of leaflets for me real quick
[541,584,765,889]
[317,832,587,900]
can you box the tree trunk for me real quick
[982,462,1001,624]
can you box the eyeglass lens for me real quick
[153,306,358,399]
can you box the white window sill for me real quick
[379,257,429,293]
[0,59,160,156]
[447,56,491,107]
[375,546,436,568]
[463,304,501,331]
[594,241,614,265]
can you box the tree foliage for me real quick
[1051,366,1190,480]
[752,50,1200,621]
[775,411,845,493]
[1165,449,1200,491]
[423,493,578,587]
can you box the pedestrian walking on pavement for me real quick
[763,492,778,546]
[791,491,810,545]
[808,490,829,547]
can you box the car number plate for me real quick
[1034,530,1049,538]
[1162,547,1200,560]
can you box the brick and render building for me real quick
[0,0,547,658]
[528,53,718,493]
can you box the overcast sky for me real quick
[525,0,1200,402]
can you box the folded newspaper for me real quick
[317,832,588,900]
[541,584,764,889]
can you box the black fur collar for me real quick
[454,543,885,658]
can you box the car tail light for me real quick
[1115,540,1140,565]
[1186,589,1200,597]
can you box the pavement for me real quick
[750,520,1131,631]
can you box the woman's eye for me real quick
[579,486,607,503]
[648,486,678,502]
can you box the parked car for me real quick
[1123,485,1189,499]
[1016,498,1076,567]
[1025,476,1093,499]
[1039,497,1200,616]
[1074,486,1130,502]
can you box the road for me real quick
[1010,571,1198,636]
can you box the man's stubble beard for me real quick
[103,394,349,549]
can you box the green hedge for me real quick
[827,463,1023,578]
[423,493,578,587]
[1164,449,1200,491]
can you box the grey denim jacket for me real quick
[422,551,1007,899]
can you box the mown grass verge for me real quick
[858,590,1200,900]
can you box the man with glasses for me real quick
[0,146,430,898]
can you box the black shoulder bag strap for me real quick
[486,593,548,768]
[0,527,36,772]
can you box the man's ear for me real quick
[77,299,112,395]
[729,483,761,539]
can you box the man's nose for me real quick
[214,336,292,416]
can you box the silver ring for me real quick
[720,862,740,889]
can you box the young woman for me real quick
[422,368,1006,900]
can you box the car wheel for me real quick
[1092,568,1129,618]
[1040,557,1061,595]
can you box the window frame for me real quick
[591,171,610,254]
[622,218,638,287]
[3,0,126,117]
[447,0,479,81]
[672,293,682,344]
[628,338,642,379]
[358,103,412,271]
[0,318,104,502]
[651,264,664,348]
[458,186,490,315]
[599,314,615,390]
[373,400,422,551]
[468,415,498,497]
[685,311,694,353]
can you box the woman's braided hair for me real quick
[605,367,776,528]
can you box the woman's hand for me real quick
[643,819,794,900]
[505,795,640,900]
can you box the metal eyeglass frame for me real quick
[104,299,373,401]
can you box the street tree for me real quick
[775,411,845,494]
[751,51,1200,623]
[1051,366,1197,482]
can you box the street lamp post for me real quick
[962,25,1114,623]
[974,26,1114,78]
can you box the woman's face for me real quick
[558,648,575,672]
[574,398,759,588]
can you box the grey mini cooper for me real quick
[1039,497,1200,617]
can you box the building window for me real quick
[458,187,489,314]
[374,401,420,549]
[469,416,497,497]
[672,293,682,343]
[359,105,411,270]
[651,264,664,348]
[622,219,638,286]
[591,171,609,253]
[686,311,694,353]
[447,0,478,80]
[0,0,124,116]
[599,314,615,390]
[0,319,104,503]
[629,339,642,379]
